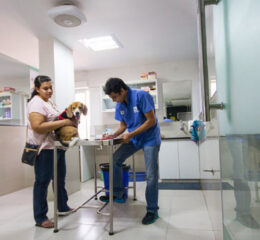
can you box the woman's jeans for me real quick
[33,149,70,224]
[113,142,160,213]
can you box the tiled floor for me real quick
[0,180,217,240]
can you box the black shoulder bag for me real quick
[21,127,47,166]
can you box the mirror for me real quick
[162,80,192,121]
[0,53,31,125]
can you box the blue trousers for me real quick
[33,149,70,224]
[113,142,160,213]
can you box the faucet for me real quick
[180,120,192,137]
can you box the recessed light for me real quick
[79,35,121,51]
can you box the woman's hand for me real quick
[29,113,78,134]
[63,119,78,127]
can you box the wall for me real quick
[75,60,200,136]
[0,77,30,95]
[0,126,34,196]
[0,3,39,68]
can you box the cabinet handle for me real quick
[203,169,220,176]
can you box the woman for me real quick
[28,75,75,228]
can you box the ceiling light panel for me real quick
[79,35,121,51]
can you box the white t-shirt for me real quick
[27,95,60,154]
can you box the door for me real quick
[213,1,260,239]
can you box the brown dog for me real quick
[55,101,87,146]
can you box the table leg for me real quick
[53,146,59,233]
[132,155,137,201]
[109,142,114,235]
[94,147,98,200]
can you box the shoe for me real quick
[142,212,159,225]
[236,214,260,229]
[99,195,125,203]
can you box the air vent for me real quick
[48,5,86,28]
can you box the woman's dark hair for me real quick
[103,78,129,95]
[28,75,52,102]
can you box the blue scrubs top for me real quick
[115,88,161,148]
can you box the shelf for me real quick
[127,79,157,85]
[103,109,115,113]
[101,79,158,112]
[0,105,12,108]
[0,92,12,96]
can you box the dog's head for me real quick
[66,101,88,120]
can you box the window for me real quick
[210,79,216,97]
[75,88,90,139]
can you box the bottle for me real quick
[148,72,157,80]
[140,73,148,81]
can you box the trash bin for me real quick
[99,163,130,198]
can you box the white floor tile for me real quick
[166,229,215,240]
[0,179,217,240]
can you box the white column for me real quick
[39,38,75,111]
[39,38,79,199]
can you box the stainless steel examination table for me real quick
[53,138,137,235]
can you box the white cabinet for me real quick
[0,92,23,122]
[80,146,95,182]
[101,79,158,112]
[159,140,179,179]
[159,139,200,179]
[199,138,220,179]
[178,140,200,179]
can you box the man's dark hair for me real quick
[103,78,129,95]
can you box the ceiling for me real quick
[1,0,207,71]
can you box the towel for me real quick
[191,120,206,143]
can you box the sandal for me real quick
[35,219,54,228]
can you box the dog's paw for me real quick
[69,137,80,147]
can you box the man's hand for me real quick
[121,133,132,143]
[102,133,115,139]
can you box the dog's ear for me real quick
[66,104,73,118]
[82,104,88,116]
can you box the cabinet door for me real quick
[199,139,220,179]
[80,146,95,182]
[159,140,179,179]
[178,140,200,179]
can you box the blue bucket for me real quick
[100,163,130,198]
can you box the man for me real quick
[100,77,161,225]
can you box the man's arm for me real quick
[121,110,156,143]
[113,121,127,138]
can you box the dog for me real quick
[55,101,87,147]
